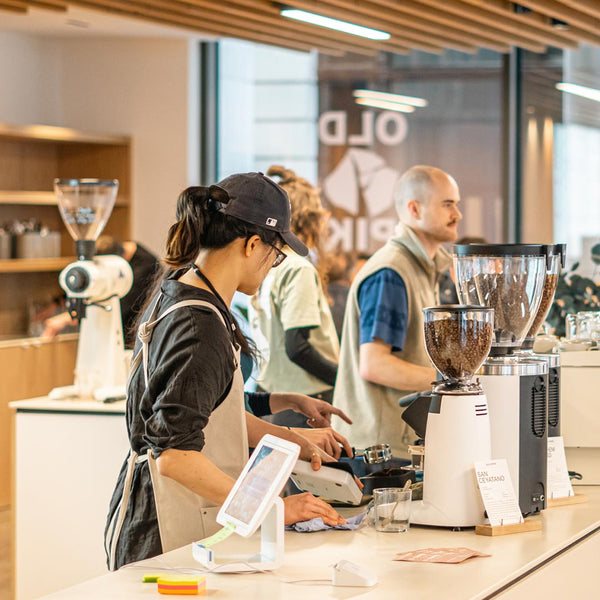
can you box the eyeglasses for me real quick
[265,242,287,268]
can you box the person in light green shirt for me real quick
[249,166,339,427]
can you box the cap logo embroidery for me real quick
[266,217,278,226]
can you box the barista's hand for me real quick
[293,427,353,461]
[41,311,76,340]
[269,393,353,428]
[283,492,346,527]
[290,432,337,468]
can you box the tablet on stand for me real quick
[192,434,300,572]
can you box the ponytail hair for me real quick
[160,185,282,355]
[165,187,211,269]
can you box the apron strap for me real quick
[131,295,232,390]
[106,449,139,571]
[107,295,236,569]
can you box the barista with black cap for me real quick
[105,173,348,571]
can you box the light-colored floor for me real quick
[0,507,11,600]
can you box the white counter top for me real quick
[37,487,600,600]
[13,398,130,600]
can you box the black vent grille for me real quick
[548,370,560,428]
[531,377,547,438]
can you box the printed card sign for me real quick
[394,547,491,564]
[547,436,574,499]
[474,459,524,527]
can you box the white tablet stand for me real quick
[192,496,284,572]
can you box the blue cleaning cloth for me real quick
[286,510,367,533]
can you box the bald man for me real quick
[333,165,462,457]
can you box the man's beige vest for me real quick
[333,223,452,458]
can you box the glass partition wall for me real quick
[521,44,600,277]
[211,40,600,264]
[318,50,503,253]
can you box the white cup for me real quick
[373,488,412,533]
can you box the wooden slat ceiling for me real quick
[2,0,600,56]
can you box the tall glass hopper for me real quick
[521,243,566,350]
[54,178,119,260]
[453,244,548,355]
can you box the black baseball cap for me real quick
[209,172,308,257]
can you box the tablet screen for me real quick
[224,445,290,525]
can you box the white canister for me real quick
[0,232,12,259]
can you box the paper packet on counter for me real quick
[393,547,491,564]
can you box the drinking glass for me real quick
[373,488,412,533]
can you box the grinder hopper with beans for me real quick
[406,305,495,527]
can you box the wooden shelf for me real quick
[0,121,131,338]
[0,191,129,206]
[0,257,76,273]
[0,122,130,145]
[0,191,57,205]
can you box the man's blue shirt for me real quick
[358,268,408,351]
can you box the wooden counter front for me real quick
[0,335,77,507]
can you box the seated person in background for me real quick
[439,235,488,305]
[350,252,371,283]
[249,166,339,428]
[326,251,355,340]
[41,236,161,348]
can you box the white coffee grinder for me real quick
[410,305,494,527]
[454,244,549,515]
[49,179,133,401]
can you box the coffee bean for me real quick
[474,273,534,346]
[425,318,493,381]
[526,273,559,339]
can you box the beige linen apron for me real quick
[107,295,248,570]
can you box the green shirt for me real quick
[250,254,339,395]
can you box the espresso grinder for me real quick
[49,179,133,401]
[410,305,494,527]
[519,244,566,438]
[453,244,550,515]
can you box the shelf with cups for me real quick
[0,122,131,340]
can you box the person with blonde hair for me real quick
[249,166,340,427]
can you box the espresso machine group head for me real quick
[50,179,133,402]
